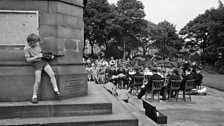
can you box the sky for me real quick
[108,0,224,31]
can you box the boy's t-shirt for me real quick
[24,44,42,61]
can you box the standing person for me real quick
[24,34,61,104]
[91,64,99,84]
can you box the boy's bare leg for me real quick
[44,64,59,93]
[33,70,42,99]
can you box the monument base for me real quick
[0,65,88,102]
[0,82,138,126]
[0,0,87,102]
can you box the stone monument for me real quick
[0,1,139,125]
[0,0,88,102]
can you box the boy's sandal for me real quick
[31,98,38,104]
[54,92,63,100]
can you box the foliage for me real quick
[189,52,201,62]
[201,52,217,65]
[110,0,147,59]
[84,0,151,59]
[84,0,115,55]
[83,0,224,65]
[104,42,123,59]
[152,21,183,59]
[179,1,224,54]
[136,21,158,56]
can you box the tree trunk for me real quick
[123,38,126,60]
[89,41,94,57]
[91,45,94,56]
[126,50,131,59]
[142,47,146,56]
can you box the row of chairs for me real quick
[132,76,195,102]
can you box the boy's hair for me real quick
[27,34,40,44]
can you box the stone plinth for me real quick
[0,83,138,126]
[0,0,87,102]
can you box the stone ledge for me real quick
[0,83,111,119]
[0,82,138,126]
[0,113,137,126]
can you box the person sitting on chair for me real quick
[180,68,193,90]
[137,67,163,99]
[128,65,144,93]
[161,69,182,99]
[107,63,118,86]
[117,65,127,89]
[192,67,203,89]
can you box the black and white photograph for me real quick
[0,0,224,125]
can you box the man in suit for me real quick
[137,67,163,99]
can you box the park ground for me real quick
[112,70,224,126]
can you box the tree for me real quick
[110,0,147,59]
[179,1,224,53]
[179,10,213,53]
[152,21,183,59]
[218,0,224,8]
[135,21,157,56]
[180,1,224,67]
[84,0,115,56]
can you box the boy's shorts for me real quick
[32,60,48,71]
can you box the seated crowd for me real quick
[85,57,203,100]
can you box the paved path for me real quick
[115,71,224,126]
[117,87,224,126]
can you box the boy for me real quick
[24,34,61,104]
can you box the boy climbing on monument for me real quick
[24,34,62,104]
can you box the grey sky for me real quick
[108,0,224,31]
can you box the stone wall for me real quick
[0,0,87,102]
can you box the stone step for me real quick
[0,83,138,126]
[0,83,112,119]
[0,113,138,126]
